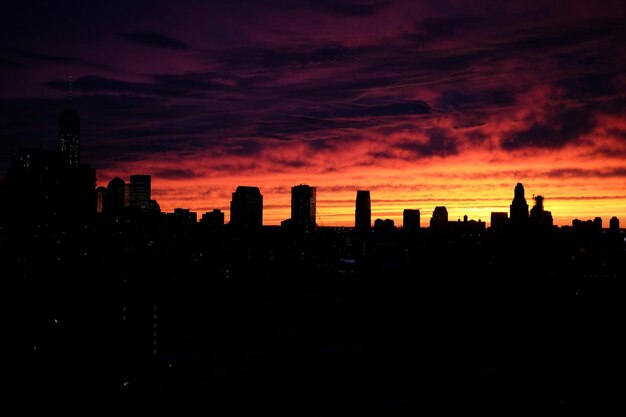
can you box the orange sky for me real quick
[97,109,626,227]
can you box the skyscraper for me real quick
[510,183,529,225]
[230,186,263,229]
[530,195,553,228]
[104,177,126,215]
[58,83,80,169]
[291,184,316,230]
[610,216,620,232]
[430,206,448,228]
[355,190,371,233]
[403,209,420,232]
[129,175,151,211]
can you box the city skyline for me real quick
[2,1,626,226]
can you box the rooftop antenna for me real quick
[69,73,72,103]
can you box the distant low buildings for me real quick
[201,209,225,228]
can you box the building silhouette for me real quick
[530,195,553,228]
[230,186,263,229]
[129,175,152,212]
[610,216,620,232]
[291,184,316,230]
[510,183,529,226]
[374,218,395,235]
[403,209,420,232]
[0,147,95,225]
[490,212,508,231]
[430,206,448,228]
[355,190,371,233]
[58,98,80,169]
[104,177,126,215]
[594,217,602,230]
[573,218,602,233]
[201,209,225,228]
[171,208,197,224]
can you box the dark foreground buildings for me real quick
[0,97,95,227]
[1,117,624,417]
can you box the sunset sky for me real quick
[1,0,625,226]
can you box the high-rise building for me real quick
[355,190,371,233]
[403,209,420,231]
[105,177,126,214]
[610,216,620,232]
[230,186,263,229]
[594,217,602,230]
[510,183,529,225]
[58,93,80,169]
[530,195,553,228]
[291,184,316,229]
[430,206,448,228]
[129,175,151,211]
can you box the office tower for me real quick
[129,175,151,211]
[230,186,263,229]
[430,206,448,228]
[291,184,316,229]
[355,190,371,232]
[58,84,80,168]
[510,183,529,225]
[594,217,602,230]
[105,177,126,214]
[490,212,508,231]
[403,209,420,231]
[530,195,553,228]
[610,216,620,232]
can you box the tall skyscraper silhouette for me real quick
[355,190,371,233]
[58,79,80,168]
[291,184,316,230]
[510,183,529,225]
[403,209,420,232]
[530,195,553,228]
[129,175,151,211]
[609,216,620,232]
[230,186,263,229]
[430,206,448,228]
[105,177,126,215]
